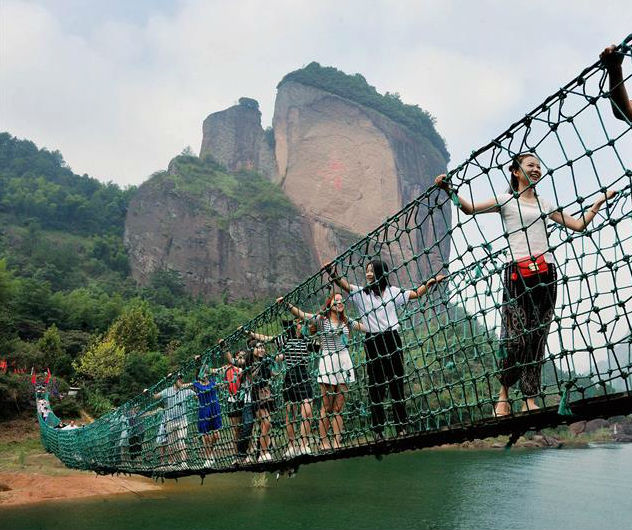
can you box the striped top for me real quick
[274,337,310,367]
[315,317,351,354]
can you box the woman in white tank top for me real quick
[436,153,615,416]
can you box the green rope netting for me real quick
[38,36,632,477]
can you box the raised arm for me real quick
[277,296,315,321]
[218,340,240,368]
[248,330,274,342]
[435,174,501,215]
[350,320,367,333]
[144,388,162,401]
[408,274,446,300]
[196,354,229,376]
[208,365,230,375]
[323,262,351,293]
[549,190,616,232]
[600,45,632,122]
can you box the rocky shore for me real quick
[439,415,632,450]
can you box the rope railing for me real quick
[38,35,632,478]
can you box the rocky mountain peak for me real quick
[125,65,451,301]
[199,97,276,179]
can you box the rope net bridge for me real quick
[38,37,632,478]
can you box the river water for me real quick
[1,444,631,530]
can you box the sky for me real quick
[1,0,631,187]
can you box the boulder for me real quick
[584,418,610,433]
[124,156,319,301]
[568,421,587,436]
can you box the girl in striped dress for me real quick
[280,293,366,451]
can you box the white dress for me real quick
[316,317,356,386]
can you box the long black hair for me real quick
[363,259,391,296]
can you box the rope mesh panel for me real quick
[38,36,632,477]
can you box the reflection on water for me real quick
[1,444,631,530]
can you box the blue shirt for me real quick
[193,380,219,407]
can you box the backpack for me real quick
[224,365,242,397]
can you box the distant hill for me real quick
[0,133,134,291]
[0,132,135,236]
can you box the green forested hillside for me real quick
[0,132,133,235]
[0,134,264,419]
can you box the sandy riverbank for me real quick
[0,470,160,507]
[0,416,161,507]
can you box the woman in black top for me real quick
[243,340,277,463]
[251,318,317,457]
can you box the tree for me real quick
[145,269,187,307]
[0,259,17,305]
[238,97,259,110]
[111,351,170,403]
[0,373,33,418]
[0,259,17,347]
[73,336,125,380]
[38,324,72,377]
[107,302,158,354]
[180,146,196,157]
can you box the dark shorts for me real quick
[198,405,222,433]
[282,366,314,403]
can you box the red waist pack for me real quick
[511,254,549,280]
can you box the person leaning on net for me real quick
[435,154,616,417]
[219,342,253,464]
[600,44,632,122]
[324,259,444,440]
[241,339,279,463]
[144,373,195,469]
[248,319,317,458]
[280,292,365,451]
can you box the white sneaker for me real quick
[203,459,215,467]
[283,446,296,458]
[244,455,256,465]
[257,452,273,463]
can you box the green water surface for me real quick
[1,444,631,530]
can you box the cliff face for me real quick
[273,79,450,277]
[124,157,318,301]
[126,66,451,301]
[199,98,276,179]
